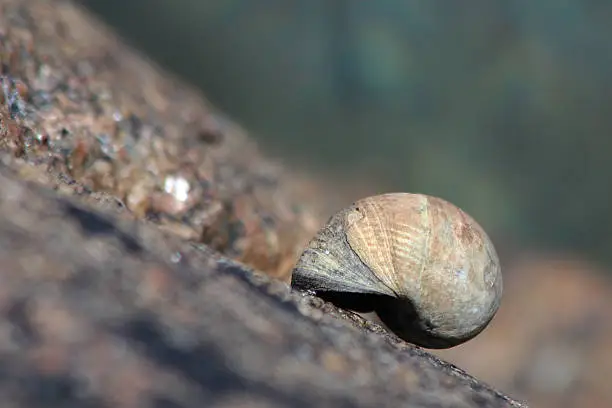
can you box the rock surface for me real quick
[0,0,526,407]
[0,0,321,282]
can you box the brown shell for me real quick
[291,193,503,349]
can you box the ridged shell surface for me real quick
[291,193,503,348]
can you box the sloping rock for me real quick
[0,0,320,282]
[0,164,525,407]
[0,0,526,407]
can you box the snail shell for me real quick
[291,193,503,349]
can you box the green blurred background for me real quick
[78,0,612,267]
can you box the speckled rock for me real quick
[0,163,526,408]
[0,0,321,282]
[0,0,526,407]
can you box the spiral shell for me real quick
[291,193,503,349]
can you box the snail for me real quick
[291,193,503,349]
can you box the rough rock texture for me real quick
[0,164,526,408]
[0,0,526,407]
[0,0,321,282]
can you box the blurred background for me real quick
[77,1,612,406]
